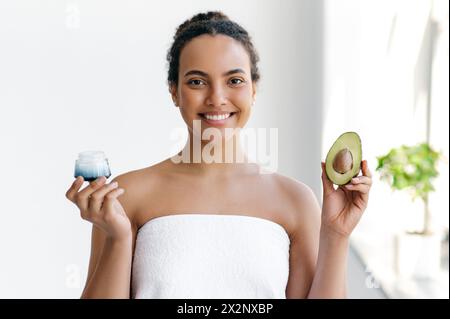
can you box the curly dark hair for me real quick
[166,11,260,87]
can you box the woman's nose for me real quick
[206,85,227,107]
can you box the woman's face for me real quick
[170,34,256,138]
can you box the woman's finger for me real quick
[103,188,125,215]
[75,176,107,212]
[351,176,372,185]
[344,183,370,194]
[88,181,119,213]
[65,176,84,203]
[321,161,335,196]
[361,160,372,178]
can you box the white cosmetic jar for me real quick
[74,150,111,182]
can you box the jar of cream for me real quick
[74,150,111,182]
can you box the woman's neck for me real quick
[170,133,257,177]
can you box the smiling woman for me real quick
[65,10,372,300]
[167,13,258,153]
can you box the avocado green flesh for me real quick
[325,132,362,185]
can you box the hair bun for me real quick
[175,11,229,37]
[190,11,229,23]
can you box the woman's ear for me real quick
[169,84,179,107]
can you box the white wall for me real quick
[0,0,326,298]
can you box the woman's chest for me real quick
[134,174,297,236]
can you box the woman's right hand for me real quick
[66,176,131,241]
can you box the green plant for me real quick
[376,142,444,235]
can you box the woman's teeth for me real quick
[203,113,231,121]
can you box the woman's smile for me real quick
[198,111,238,126]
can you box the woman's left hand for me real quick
[320,160,373,238]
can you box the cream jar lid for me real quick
[76,150,107,163]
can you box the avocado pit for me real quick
[333,148,353,174]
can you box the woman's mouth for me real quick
[198,112,237,126]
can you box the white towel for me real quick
[131,214,290,299]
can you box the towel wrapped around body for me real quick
[131,213,291,299]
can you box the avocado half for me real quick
[325,132,362,185]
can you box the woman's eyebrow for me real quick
[184,68,246,77]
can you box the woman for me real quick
[65,11,372,299]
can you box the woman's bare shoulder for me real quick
[268,172,321,230]
[112,158,172,185]
[268,172,314,202]
[108,160,171,226]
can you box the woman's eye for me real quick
[230,78,245,85]
[188,79,205,86]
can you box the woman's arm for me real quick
[284,181,320,299]
[66,174,137,299]
[81,226,135,299]
[306,227,349,298]
[307,160,372,298]
[286,186,350,299]
[285,160,372,298]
